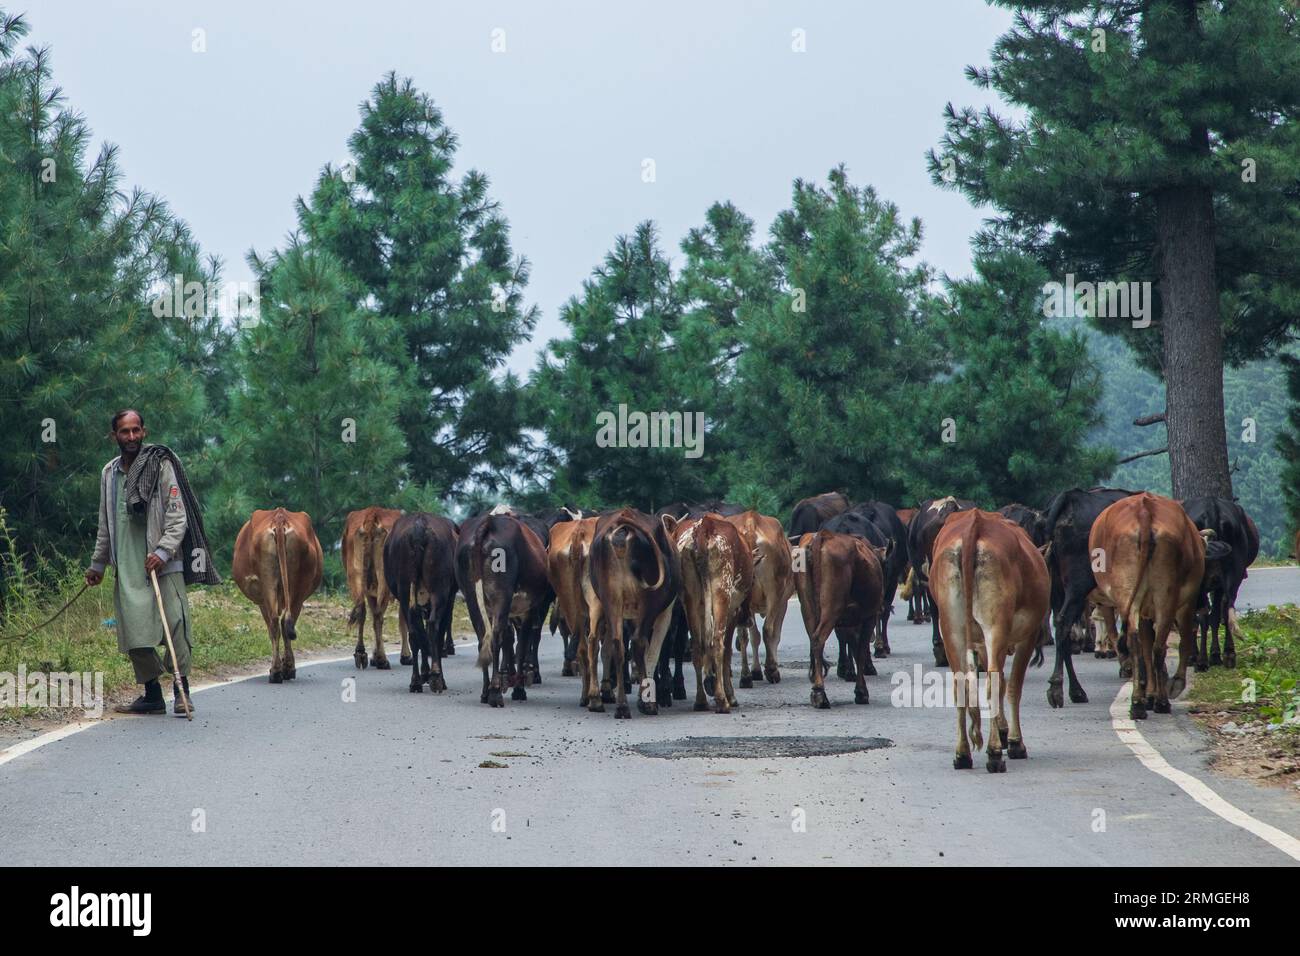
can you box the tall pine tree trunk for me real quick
[1155,182,1232,499]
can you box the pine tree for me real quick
[932,0,1300,500]
[530,222,720,509]
[726,167,939,509]
[921,251,1115,505]
[0,13,216,558]
[295,73,538,497]
[211,241,408,561]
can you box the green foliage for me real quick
[210,241,408,558]
[295,73,539,497]
[0,13,224,564]
[1187,606,1300,728]
[532,169,1115,516]
[920,251,1114,505]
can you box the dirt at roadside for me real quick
[1187,705,1300,797]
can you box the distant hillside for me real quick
[1071,318,1291,556]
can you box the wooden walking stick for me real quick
[150,568,192,721]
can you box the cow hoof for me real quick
[615,704,631,719]
[488,689,505,708]
[1106,650,1117,660]
[354,652,367,669]
[1119,663,1133,679]
[739,675,754,689]
[1046,683,1064,709]
[561,661,575,677]
[1209,652,1222,667]
[431,675,447,693]
[587,701,605,713]
[765,669,781,685]
[714,704,731,715]
[371,655,390,670]
[269,670,283,684]
[399,654,413,666]
[873,647,889,660]
[1094,649,1106,659]
[532,672,542,686]
[1223,652,1236,668]
[638,700,659,716]
[1153,698,1171,714]
[810,689,830,710]
[932,646,948,668]
[409,677,423,693]
[863,662,878,677]
[511,686,527,701]
[854,689,869,705]
[998,727,1008,748]
[600,688,615,704]
[953,753,972,770]
[1069,687,1088,704]
[285,668,296,681]
[1129,702,1147,720]
[694,701,709,712]
[1008,740,1028,759]
[443,643,456,656]
[673,680,687,700]
[986,756,1007,774]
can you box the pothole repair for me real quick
[628,736,893,759]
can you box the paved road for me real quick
[2,569,1297,866]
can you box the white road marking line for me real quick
[1109,681,1300,862]
[0,642,478,769]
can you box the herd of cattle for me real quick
[226,486,1261,773]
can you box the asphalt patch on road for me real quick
[628,736,893,759]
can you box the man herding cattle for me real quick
[85,409,221,716]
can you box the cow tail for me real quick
[960,511,979,659]
[274,516,295,641]
[899,566,915,600]
[1128,495,1155,623]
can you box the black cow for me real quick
[1183,497,1257,671]
[819,511,890,681]
[846,502,909,658]
[789,491,851,537]
[455,510,554,706]
[1041,487,1137,708]
[383,513,459,695]
[907,496,976,666]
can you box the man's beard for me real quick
[116,438,142,455]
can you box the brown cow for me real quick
[342,506,411,670]
[665,514,754,713]
[725,510,793,686]
[791,530,885,708]
[930,510,1049,772]
[1089,492,1207,720]
[586,508,679,718]
[232,508,324,684]
[547,516,601,698]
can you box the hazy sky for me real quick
[22,0,1012,374]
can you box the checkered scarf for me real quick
[123,444,222,585]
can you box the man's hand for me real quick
[85,568,103,587]
[144,553,165,575]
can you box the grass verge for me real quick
[1185,605,1300,793]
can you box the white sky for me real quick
[22,0,1013,375]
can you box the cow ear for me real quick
[563,506,581,521]
[1037,542,1052,561]
[872,545,888,561]
[660,513,678,537]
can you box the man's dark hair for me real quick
[110,408,144,432]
